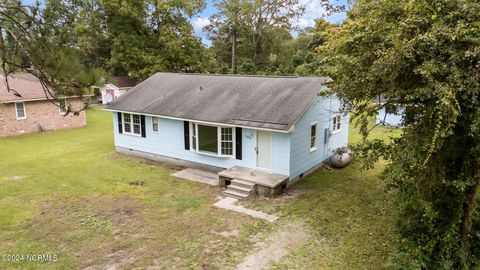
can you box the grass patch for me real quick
[0,106,399,269]
[246,122,400,269]
[0,106,269,269]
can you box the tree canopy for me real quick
[324,0,480,268]
[0,0,103,113]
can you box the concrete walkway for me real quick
[213,197,278,223]
[172,168,219,186]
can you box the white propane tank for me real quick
[330,148,353,168]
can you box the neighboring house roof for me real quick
[0,74,93,103]
[0,73,50,102]
[106,73,329,131]
[108,76,137,88]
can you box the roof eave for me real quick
[104,108,292,133]
[1,94,94,104]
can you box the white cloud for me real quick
[193,17,210,36]
[192,17,211,46]
[191,0,331,46]
[293,0,328,28]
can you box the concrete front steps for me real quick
[224,179,255,199]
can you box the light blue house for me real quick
[106,73,348,196]
[375,95,404,127]
[376,106,404,127]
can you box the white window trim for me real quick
[310,121,318,152]
[122,113,142,137]
[220,127,234,156]
[152,116,159,133]
[332,114,342,134]
[58,99,68,115]
[189,122,235,158]
[15,102,26,120]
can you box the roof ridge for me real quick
[167,72,303,79]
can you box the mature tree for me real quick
[0,1,102,114]
[206,0,349,74]
[324,0,480,268]
[206,0,304,74]
[205,0,246,73]
[100,0,215,79]
[243,0,304,64]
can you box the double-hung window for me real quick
[310,122,317,151]
[15,102,26,119]
[190,123,234,157]
[191,124,197,150]
[58,99,68,114]
[332,114,341,132]
[122,113,141,136]
[221,127,233,155]
[132,115,141,135]
[152,117,159,132]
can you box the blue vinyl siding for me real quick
[270,132,290,176]
[289,96,349,179]
[112,94,349,179]
[113,114,290,175]
[376,107,404,127]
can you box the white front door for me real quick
[256,131,272,170]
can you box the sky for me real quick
[192,0,348,46]
[23,0,348,46]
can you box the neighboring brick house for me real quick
[0,74,88,137]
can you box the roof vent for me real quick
[199,86,203,91]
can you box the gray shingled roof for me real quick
[106,73,329,131]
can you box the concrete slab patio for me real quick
[172,168,219,186]
[218,166,288,188]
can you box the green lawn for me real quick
[0,107,400,269]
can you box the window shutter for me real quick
[140,115,146,137]
[184,121,190,150]
[235,127,242,160]
[117,112,123,134]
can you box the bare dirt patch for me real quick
[215,229,240,238]
[236,222,307,270]
[27,193,273,269]
[29,194,148,269]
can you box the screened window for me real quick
[333,115,341,132]
[122,113,141,136]
[152,117,159,132]
[59,99,67,114]
[221,127,233,155]
[198,125,218,153]
[310,123,317,151]
[15,102,26,119]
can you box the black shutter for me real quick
[235,127,242,160]
[140,115,146,138]
[184,121,190,150]
[117,112,123,134]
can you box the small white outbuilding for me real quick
[100,76,137,104]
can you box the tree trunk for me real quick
[252,33,260,63]
[460,160,480,269]
[231,28,237,74]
